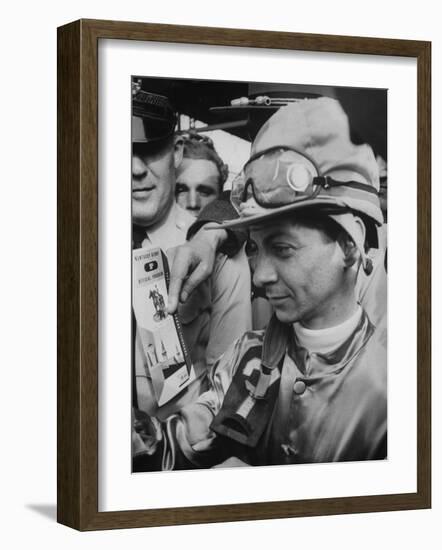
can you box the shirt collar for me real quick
[293,306,363,354]
[289,310,375,377]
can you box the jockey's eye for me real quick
[245,239,258,258]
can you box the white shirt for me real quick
[293,306,363,354]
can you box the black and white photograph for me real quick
[2,0,438,541]
[131,76,388,473]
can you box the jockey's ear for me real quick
[340,234,360,269]
[336,215,366,270]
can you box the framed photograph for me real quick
[57,19,431,530]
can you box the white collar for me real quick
[293,306,363,354]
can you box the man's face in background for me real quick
[175,158,221,216]
[132,137,183,228]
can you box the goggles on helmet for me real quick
[230,146,379,216]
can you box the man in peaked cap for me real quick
[139,97,387,469]
[132,85,181,230]
[131,84,251,458]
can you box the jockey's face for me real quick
[249,217,352,329]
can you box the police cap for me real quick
[132,88,177,143]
